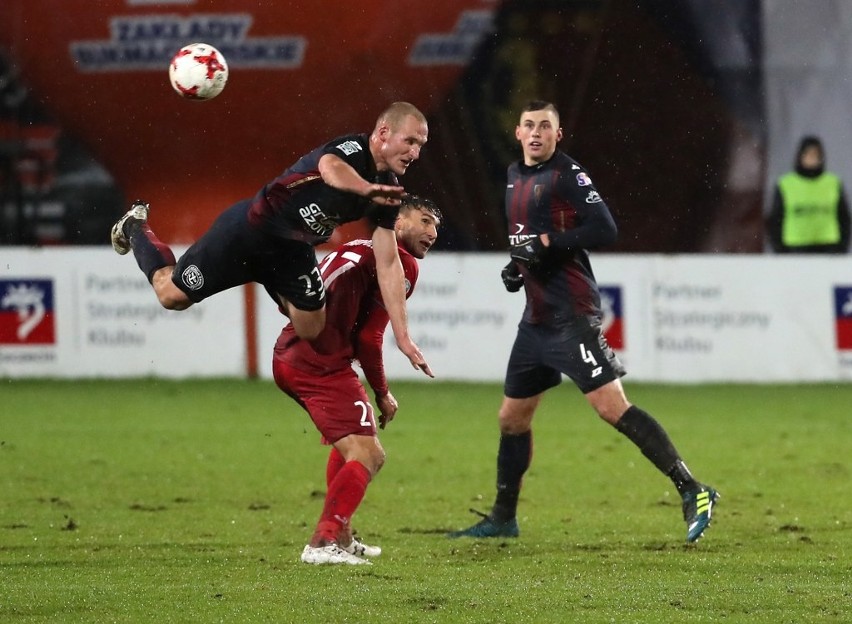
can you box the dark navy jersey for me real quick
[505,150,617,325]
[247,133,399,245]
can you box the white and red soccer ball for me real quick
[168,43,228,101]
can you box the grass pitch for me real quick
[2,378,850,623]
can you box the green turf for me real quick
[1,378,850,623]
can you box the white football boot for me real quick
[300,544,371,565]
[110,200,149,255]
[342,537,382,558]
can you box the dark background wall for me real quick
[408,0,765,252]
[0,0,766,252]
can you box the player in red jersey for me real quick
[272,195,441,565]
[110,102,433,376]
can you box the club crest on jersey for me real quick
[181,265,204,291]
[335,140,363,156]
[585,190,602,203]
[534,184,545,205]
[576,172,592,186]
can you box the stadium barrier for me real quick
[3,249,851,382]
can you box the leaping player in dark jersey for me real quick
[448,101,719,543]
[110,102,433,377]
[273,195,440,565]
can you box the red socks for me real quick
[326,447,346,488]
[311,459,371,546]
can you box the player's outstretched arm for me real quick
[372,226,434,377]
[318,154,404,204]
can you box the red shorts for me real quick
[272,360,377,444]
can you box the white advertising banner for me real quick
[594,255,852,382]
[3,249,850,382]
[253,253,519,382]
[259,253,852,384]
[0,247,245,378]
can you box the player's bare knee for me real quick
[370,449,386,475]
[354,453,383,478]
[498,397,536,435]
[588,397,631,426]
[596,407,622,426]
[150,269,191,310]
[370,438,387,476]
[367,440,386,475]
[498,411,529,435]
[155,289,192,310]
[162,298,191,311]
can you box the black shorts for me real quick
[504,317,626,398]
[172,200,325,311]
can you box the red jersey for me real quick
[273,239,419,396]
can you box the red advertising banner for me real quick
[0,1,495,244]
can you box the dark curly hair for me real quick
[400,194,442,224]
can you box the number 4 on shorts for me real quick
[580,343,603,378]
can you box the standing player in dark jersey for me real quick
[273,195,440,565]
[110,102,433,376]
[448,101,719,543]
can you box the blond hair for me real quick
[375,102,426,130]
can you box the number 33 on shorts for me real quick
[298,267,325,299]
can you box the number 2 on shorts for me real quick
[354,400,375,428]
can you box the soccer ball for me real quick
[168,43,228,101]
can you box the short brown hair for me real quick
[521,100,560,124]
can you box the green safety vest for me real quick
[777,172,842,246]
